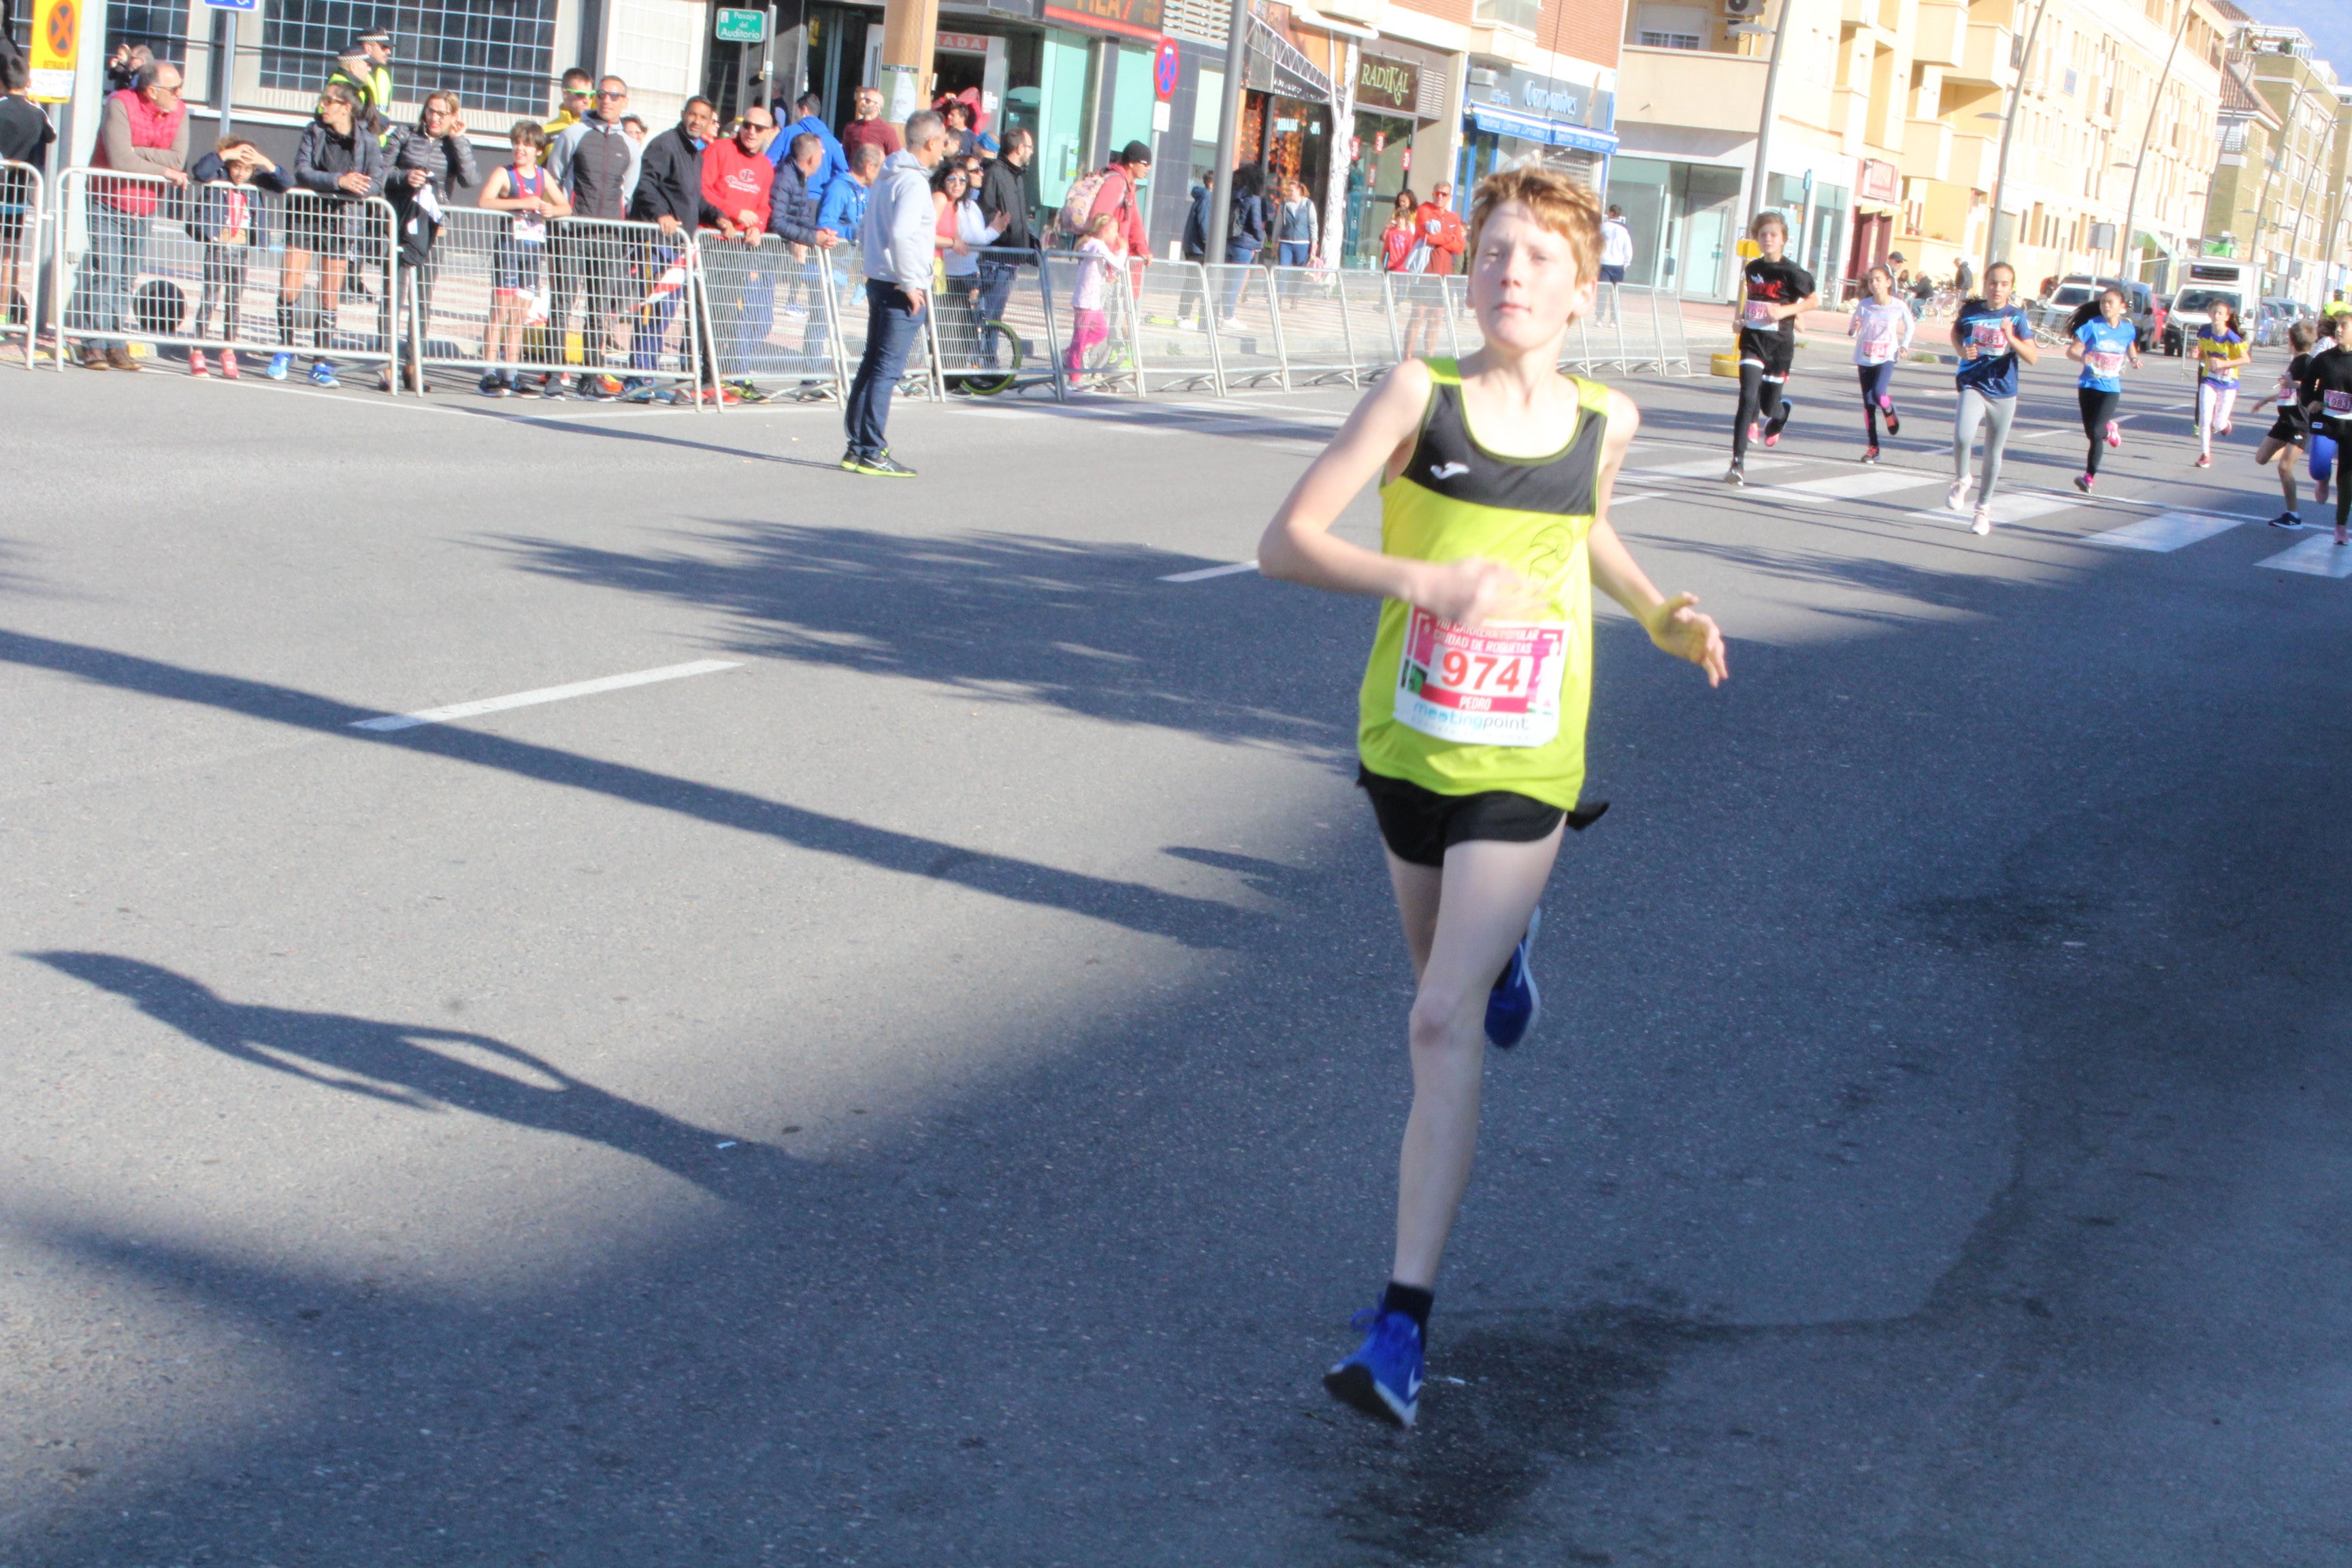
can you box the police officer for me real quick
[328,30,394,142]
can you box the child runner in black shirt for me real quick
[1724,212,1818,485]
[2300,308,2352,546]
[2249,318,2318,529]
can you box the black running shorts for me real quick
[1357,765,1605,868]
[1737,329,1795,379]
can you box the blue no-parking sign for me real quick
[1154,41,1179,101]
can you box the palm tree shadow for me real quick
[29,952,777,1200]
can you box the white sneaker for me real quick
[1946,476,1973,512]
[1970,506,1993,536]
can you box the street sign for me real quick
[1154,39,1179,101]
[715,7,767,43]
[201,0,257,11]
[30,0,76,101]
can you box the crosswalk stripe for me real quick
[1901,492,2078,526]
[2086,510,2248,552]
[1771,467,1947,502]
[1630,455,1798,479]
[2256,534,2352,577]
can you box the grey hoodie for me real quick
[861,149,936,294]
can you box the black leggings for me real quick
[1858,361,1895,443]
[1733,364,1786,461]
[2078,387,2120,476]
[2334,423,2352,532]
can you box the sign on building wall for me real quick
[1858,159,1899,203]
[1356,54,1420,115]
[715,7,766,42]
[1042,0,1165,44]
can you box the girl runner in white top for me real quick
[1847,265,1915,463]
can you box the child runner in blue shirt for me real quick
[1946,261,2038,534]
[2065,287,2140,494]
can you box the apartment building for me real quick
[1606,0,2228,301]
[2201,22,2350,307]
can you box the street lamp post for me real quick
[1205,0,1252,265]
[2114,0,2192,286]
[1744,0,1795,233]
[1984,0,2057,280]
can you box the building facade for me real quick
[2201,22,2351,307]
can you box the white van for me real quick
[2163,258,2255,355]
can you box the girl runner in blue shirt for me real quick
[1946,261,2038,534]
[2064,287,2140,494]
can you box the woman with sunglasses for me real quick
[380,91,476,391]
[278,83,385,385]
[932,161,1003,371]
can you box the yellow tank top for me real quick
[1356,360,1607,811]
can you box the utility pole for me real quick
[1205,0,1250,263]
[2281,92,2334,304]
[1984,0,2055,279]
[877,0,938,127]
[2114,0,2190,284]
[1742,0,1795,231]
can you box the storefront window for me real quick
[1345,110,1416,267]
[1608,155,1742,299]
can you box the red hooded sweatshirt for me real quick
[702,137,776,230]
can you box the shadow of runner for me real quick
[27,953,779,1200]
[0,628,1263,951]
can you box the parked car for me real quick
[2032,274,2159,350]
[2251,296,2302,346]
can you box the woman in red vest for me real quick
[74,61,189,371]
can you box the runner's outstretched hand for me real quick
[1644,593,1728,686]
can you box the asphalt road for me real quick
[4,340,2351,1567]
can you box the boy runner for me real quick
[1724,212,1818,485]
[1256,166,1729,1429]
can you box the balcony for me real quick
[1946,130,1998,190]
[1914,0,1965,68]
[1616,45,1767,136]
[1950,22,2016,89]
[1902,115,1953,182]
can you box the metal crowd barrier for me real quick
[7,188,1697,394]
[926,246,1064,398]
[50,168,399,383]
[695,229,837,400]
[1,159,44,371]
[402,209,705,398]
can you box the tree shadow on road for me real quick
[0,627,1265,951]
[486,521,1365,750]
[26,952,780,1201]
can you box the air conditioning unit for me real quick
[1723,0,1766,15]
[1469,67,1499,88]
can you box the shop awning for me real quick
[1467,105,1618,154]
[1246,14,1335,103]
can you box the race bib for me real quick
[2325,389,2352,417]
[2085,350,2125,378]
[1394,610,1569,749]
[1741,298,1777,326]
[1860,330,1899,361]
[512,211,546,246]
[1970,320,2011,350]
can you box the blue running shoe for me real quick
[1324,1307,1423,1428]
[265,353,291,380]
[1484,905,1543,1050]
[308,359,340,388]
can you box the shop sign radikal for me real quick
[1041,0,1163,44]
[1354,54,1419,114]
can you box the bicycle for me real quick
[945,318,1024,396]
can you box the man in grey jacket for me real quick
[840,110,945,476]
[544,76,641,397]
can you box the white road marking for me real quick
[1609,493,1664,506]
[351,660,745,732]
[2256,534,2352,577]
[1632,455,1799,478]
[1771,467,1948,502]
[1159,560,1260,583]
[1903,492,2078,527]
[2016,425,2074,440]
[2085,510,2249,552]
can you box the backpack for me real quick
[1056,166,1115,241]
